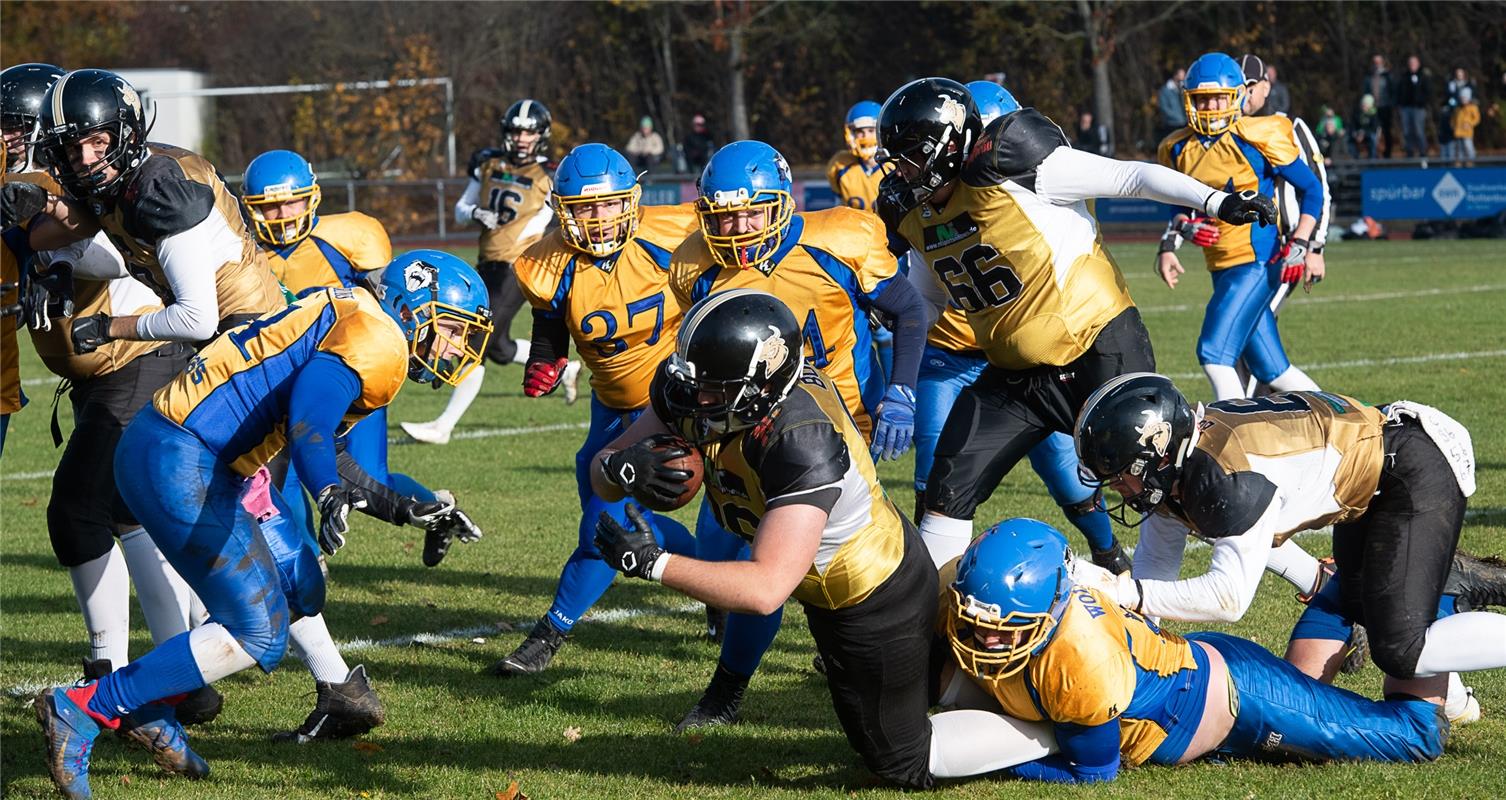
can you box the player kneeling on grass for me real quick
[33,250,486,800]
[590,289,1063,789]
[937,519,1449,784]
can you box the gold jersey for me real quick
[927,307,979,354]
[96,144,284,322]
[515,202,698,410]
[654,366,906,610]
[884,110,1136,370]
[1,171,60,412]
[154,287,407,477]
[471,152,554,263]
[669,206,900,437]
[263,212,391,296]
[824,151,894,212]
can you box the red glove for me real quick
[523,357,569,397]
[1176,215,1221,247]
[1274,238,1309,285]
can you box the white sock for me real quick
[435,365,485,429]
[69,546,132,666]
[289,614,351,683]
[1444,672,1472,717]
[1264,539,1323,594]
[118,527,192,644]
[1202,364,1247,401]
[919,513,973,569]
[189,592,210,628]
[1265,365,1320,393]
[511,338,531,365]
[928,710,1057,778]
[188,622,257,683]
[1413,612,1506,675]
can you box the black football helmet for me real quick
[877,77,981,203]
[664,289,804,443]
[2,63,65,173]
[36,69,152,200]
[1073,373,1196,526]
[500,99,551,165]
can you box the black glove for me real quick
[24,261,75,331]
[1,180,48,230]
[601,433,694,508]
[1215,189,1277,227]
[594,505,665,581]
[70,313,114,355]
[316,485,368,556]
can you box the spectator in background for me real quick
[1315,106,1345,164]
[1073,108,1111,155]
[681,114,716,174]
[1352,93,1380,159]
[624,116,665,174]
[1397,55,1430,158]
[1450,87,1480,166]
[1261,64,1291,116]
[1157,67,1187,140]
[1447,68,1477,106]
[1364,54,1397,158]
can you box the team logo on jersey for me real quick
[711,468,750,499]
[921,212,979,251]
[752,326,788,376]
[936,95,967,131]
[404,262,438,292]
[1135,410,1173,457]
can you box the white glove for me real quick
[472,208,500,230]
[1067,557,1123,604]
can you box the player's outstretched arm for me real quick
[1034,147,1274,226]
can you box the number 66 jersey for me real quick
[882,109,1136,371]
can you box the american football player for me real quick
[1072,373,1506,710]
[1156,53,1326,401]
[32,250,488,799]
[591,290,1054,789]
[402,99,579,445]
[825,101,893,212]
[875,77,1274,571]
[937,520,1450,783]
[490,143,698,677]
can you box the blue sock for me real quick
[1063,504,1116,553]
[389,472,438,503]
[89,632,206,718]
[720,607,782,677]
[546,549,619,633]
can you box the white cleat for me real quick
[561,360,582,405]
[400,420,453,445]
[1447,685,1482,726]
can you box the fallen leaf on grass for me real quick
[353,741,384,753]
[497,781,530,800]
[403,542,415,552]
[119,775,131,785]
[369,615,389,626]
[563,726,582,743]
[686,733,704,745]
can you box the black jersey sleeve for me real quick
[466,148,505,181]
[120,156,216,242]
[962,108,1070,192]
[747,392,850,513]
[1178,449,1278,539]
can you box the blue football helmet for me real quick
[844,100,882,160]
[947,518,1073,680]
[377,249,494,387]
[695,141,795,271]
[552,143,642,257]
[966,80,1021,128]
[242,149,321,246]
[1182,52,1246,136]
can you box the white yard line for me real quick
[1138,282,1506,314]
[1165,348,1506,380]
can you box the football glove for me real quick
[1,180,48,230]
[1177,216,1221,247]
[601,433,694,508]
[25,261,74,332]
[1276,238,1309,285]
[870,383,916,462]
[316,485,368,556]
[523,356,569,397]
[420,490,483,567]
[70,313,114,355]
[471,208,500,230]
[594,505,666,581]
[1214,189,1277,227]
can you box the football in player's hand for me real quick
[643,436,704,512]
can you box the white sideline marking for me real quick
[1138,282,1506,314]
[3,600,705,697]
[1166,348,1506,380]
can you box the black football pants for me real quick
[477,259,526,365]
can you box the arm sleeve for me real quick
[1132,513,1192,582]
[287,353,364,498]
[335,445,416,526]
[1033,147,1229,216]
[133,213,239,341]
[1270,147,1325,222]
[43,231,127,280]
[528,307,570,363]
[1003,721,1121,783]
[867,276,925,389]
[1135,499,1280,622]
[514,196,555,242]
[454,178,482,225]
[1290,118,1331,245]
[905,249,947,329]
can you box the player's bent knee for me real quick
[46,504,116,568]
[1369,627,1427,679]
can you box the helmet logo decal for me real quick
[1135,410,1172,457]
[936,95,966,131]
[403,261,438,292]
[119,84,142,117]
[750,325,789,377]
[774,153,791,184]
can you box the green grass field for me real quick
[3,239,1505,799]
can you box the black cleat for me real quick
[1090,540,1133,575]
[674,663,750,733]
[1339,623,1370,675]
[489,618,568,677]
[272,665,385,743]
[1445,551,1506,612]
[704,605,728,644]
[81,658,113,681]
[173,685,224,726]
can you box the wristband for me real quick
[1158,235,1178,254]
[649,552,671,582]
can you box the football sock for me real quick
[1202,364,1247,401]
[188,621,258,682]
[510,339,532,365]
[118,527,193,644]
[1061,504,1115,554]
[1265,539,1323,594]
[68,546,132,666]
[435,366,485,430]
[1265,365,1320,393]
[919,513,973,569]
[1413,612,1506,675]
[1444,672,1471,717]
[289,614,351,683]
[88,630,208,720]
[546,552,617,634]
[928,709,1056,778]
[719,609,781,676]
[189,592,210,628]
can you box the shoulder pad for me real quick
[1231,116,1302,164]
[1179,449,1277,538]
[637,202,701,249]
[962,109,1069,189]
[119,155,215,241]
[467,148,505,178]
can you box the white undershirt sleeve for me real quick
[133,214,238,342]
[454,178,481,225]
[42,231,128,280]
[1131,514,1191,582]
[1131,499,1280,623]
[1033,146,1230,216]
